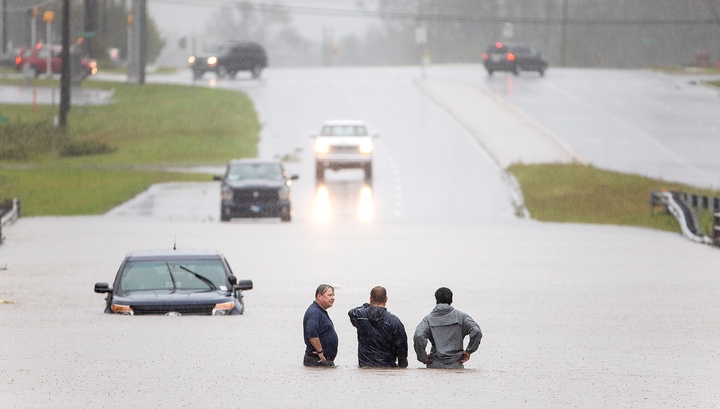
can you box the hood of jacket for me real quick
[428,303,459,326]
[366,305,388,324]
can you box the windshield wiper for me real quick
[179,265,218,290]
[165,262,177,293]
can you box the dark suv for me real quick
[214,159,298,222]
[189,41,268,80]
[482,42,548,76]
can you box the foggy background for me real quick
[2,0,720,69]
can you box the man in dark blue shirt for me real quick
[303,284,339,367]
[348,286,408,368]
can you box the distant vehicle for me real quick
[189,41,268,80]
[482,42,548,76]
[312,120,377,181]
[14,44,98,78]
[94,249,253,316]
[0,48,20,68]
[213,159,298,222]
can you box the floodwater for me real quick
[2,66,720,407]
[1,216,719,408]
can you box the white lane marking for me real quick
[545,81,715,187]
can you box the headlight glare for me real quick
[359,142,373,154]
[315,141,329,154]
[188,56,196,64]
[208,56,218,66]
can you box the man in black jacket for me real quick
[348,286,408,368]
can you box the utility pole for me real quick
[128,0,146,85]
[60,0,71,127]
[2,0,7,54]
[30,8,38,46]
[560,0,568,66]
[84,0,97,57]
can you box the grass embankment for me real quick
[509,163,719,236]
[0,80,259,216]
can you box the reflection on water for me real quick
[357,185,373,222]
[506,75,514,99]
[313,184,331,223]
[313,179,374,224]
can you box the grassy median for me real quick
[509,163,719,236]
[0,80,259,216]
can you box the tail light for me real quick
[506,52,516,62]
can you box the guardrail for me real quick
[650,190,717,246]
[0,198,21,245]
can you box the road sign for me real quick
[78,31,95,38]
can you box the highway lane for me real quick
[429,65,720,189]
[222,66,523,223]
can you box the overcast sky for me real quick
[148,0,383,44]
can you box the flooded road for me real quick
[2,216,719,408]
[2,66,720,408]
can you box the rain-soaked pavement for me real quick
[1,66,720,408]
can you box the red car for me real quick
[15,44,98,79]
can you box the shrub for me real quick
[0,121,54,160]
[59,140,116,157]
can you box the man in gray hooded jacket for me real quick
[413,287,482,369]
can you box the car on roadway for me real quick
[94,249,253,316]
[312,120,378,181]
[214,159,298,222]
[482,42,548,76]
[15,43,98,78]
[189,41,268,80]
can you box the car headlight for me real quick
[212,301,235,316]
[315,141,329,154]
[278,187,290,200]
[221,186,233,201]
[188,56,196,65]
[111,304,134,315]
[208,56,218,66]
[359,142,373,154]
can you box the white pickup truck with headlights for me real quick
[312,120,378,181]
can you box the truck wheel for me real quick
[315,163,325,180]
[193,70,203,80]
[220,207,230,222]
[251,65,262,79]
[364,163,373,181]
[217,65,228,79]
[280,206,291,222]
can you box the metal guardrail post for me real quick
[0,198,21,246]
[714,212,720,246]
